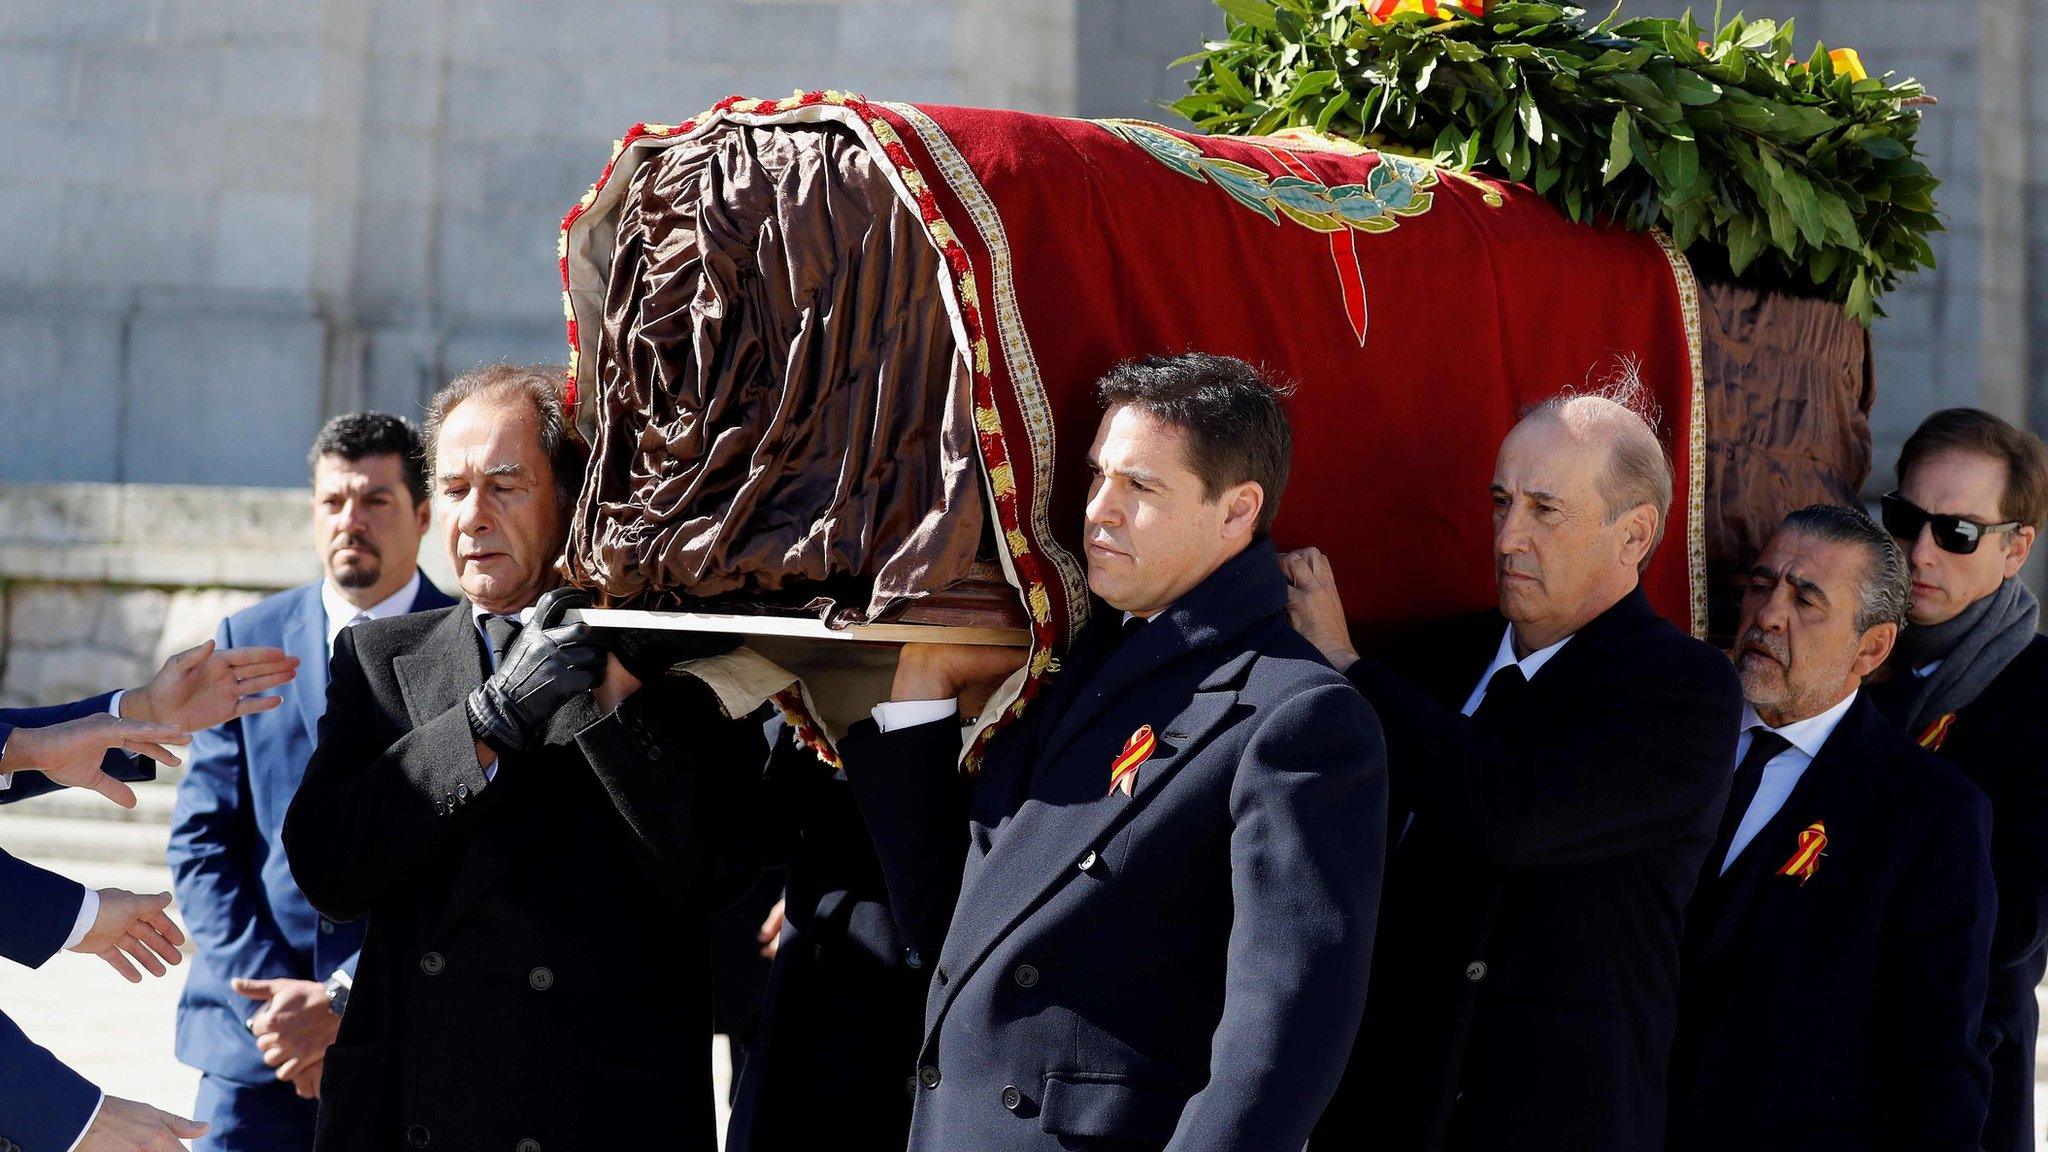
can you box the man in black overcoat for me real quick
[1290,392,1743,1152]
[1669,505,1994,1151]
[1869,408,2048,1152]
[836,353,1387,1152]
[283,365,769,1152]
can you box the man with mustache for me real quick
[1288,391,1742,1152]
[836,353,1386,1152]
[169,413,453,1150]
[284,365,771,1151]
[1867,408,2048,1152]
[1669,505,1993,1150]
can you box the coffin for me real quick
[557,92,1871,760]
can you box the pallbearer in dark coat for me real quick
[1868,409,2048,1152]
[840,354,1387,1152]
[1290,391,1743,1152]
[283,366,768,1152]
[1672,505,1994,1151]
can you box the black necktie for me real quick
[1709,729,1793,872]
[1471,663,1527,725]
[483,614,523,667]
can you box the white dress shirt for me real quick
[1718,689,1859,874]
[1459,625,1573,716]
[324,571,422,658]
[471,605,539,783]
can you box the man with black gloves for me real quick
[283,364,771,1152]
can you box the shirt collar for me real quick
[471,602,539,632]
[1740,688,1860,761]
[1486,623,1573,684]
[322,571,422,647]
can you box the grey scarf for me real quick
[1892,576,2041,732]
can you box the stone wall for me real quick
[0,481,455,708]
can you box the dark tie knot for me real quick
[483,614,524,663]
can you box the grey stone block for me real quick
[156,588,267,665]
[352,200,433,310]
[9,585,105,647]
[440,325,573,379]
[222,43,324,121]
[74,44,223,120]
[219,117,319,195]
[449,0,667,67]
[840,5,956,68]
[57,189,216,289]
[434,206,570,323]
[363,51,441,130]
[0,646,152,709]
[669,2,841,67]
[370,0,441,59]
[478,138,605,212]
[213,193,317,293]
[0,317,122,483]
[0,184,66,288]
[575,66,738,134]
[0,44,77,116]
[92,587,170,653]
[0,0,157,43]
[120,312,326,486]
[360,129,436,205]
[136,116,228,194]
[213,0,326,39]
[444,62,581,141]
[1113,0,1221,56]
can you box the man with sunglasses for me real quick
[1873,407,2048,1152]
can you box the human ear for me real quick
[1851,621,1897,680]
[1222,482,1264,542]
[2002,526,2036,579]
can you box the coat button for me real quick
[516,1141,541,1152]
[1013,964,1039,988]
[646,746,661,762]
[934,967,948,986]
[319,920,333,934]
[1001,1084,1022,1111]
[905,1075,919,1100]
[420,952,446,976]
[456,784,471,802]
[1078,850,1098,872]
[919,1065,941,1089]
[528,967,555,991]
[406,1125,431,1148]
[904,948,924,970]
[1464,961,1487,982]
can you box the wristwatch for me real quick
[323,971,352,1016]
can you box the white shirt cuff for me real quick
[872,699,958,732]
[0,772,11,790]
[62,1092,106,1152]
[62,887,99,952]
[107,690,125,719]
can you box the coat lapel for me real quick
[285,584,330,749]
[920,539,1290,1037]
[1690,695,1882,966]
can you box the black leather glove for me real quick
[466,588,604,755]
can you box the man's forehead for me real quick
[1494,429,1601,496]
[1901,449,2008,516]
[1759,531,1859,587]
[1093,405,1193,471]
[315,455,398,490]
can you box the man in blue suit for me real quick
[837,353,1387,1152]
[170,413,451,1152]
[3,644,301,1152]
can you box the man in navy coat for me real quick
[838,353,1387,1152]
[170,413,452,1150]
[2,645,300,1152]
[1290,391,1743,1151]
[1868,409,2048,1152]
[1671,505,1994,1150]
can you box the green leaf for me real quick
[1209,59,1256,106]
[1659,138,1699,191]
[1603,108,1633,184]
[1518,90,1545,145]
[1215,0,1278,31]
[1314,91,1351,133]
[1859,136,1908,160]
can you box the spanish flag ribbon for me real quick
[1777,821,1827,885]
[1916,712,1957,753]
[1109,725,1156,798]
[1366,0,1485,21]
[1829,47,1869,82]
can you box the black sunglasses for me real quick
[1879,492,2021,555]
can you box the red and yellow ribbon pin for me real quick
[1777,821,1827,885]
[1109,725,1156,797]
[1917,712,1956,752]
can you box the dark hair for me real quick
[1779,504,1910,632]
[307,412,428,505]
[423,364,585,513]
[1896,407,2048,530]
[1094,353,1293,535]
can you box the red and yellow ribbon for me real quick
[1777,821,1827,885]
[1917,712,1956,753]
[1109,725,1156,797]
[1366,0,1485,21]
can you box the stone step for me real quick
[0,812,171,868]
[16,780,178,825]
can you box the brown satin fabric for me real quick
[563,121,984,623]
[1700,279,1874,644]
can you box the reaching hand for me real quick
[75,1096,207,1151]
[1279,548,1360,672]
[234,977,340,1100]
[466,589,605,754]
[123,640,299,732]
[0,715,190,807]
[758,897,787,960]
[68,890,186,982]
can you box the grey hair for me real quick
[1779,504,1911,632]
[1522,358,1674,572]
[422,363,584,513]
